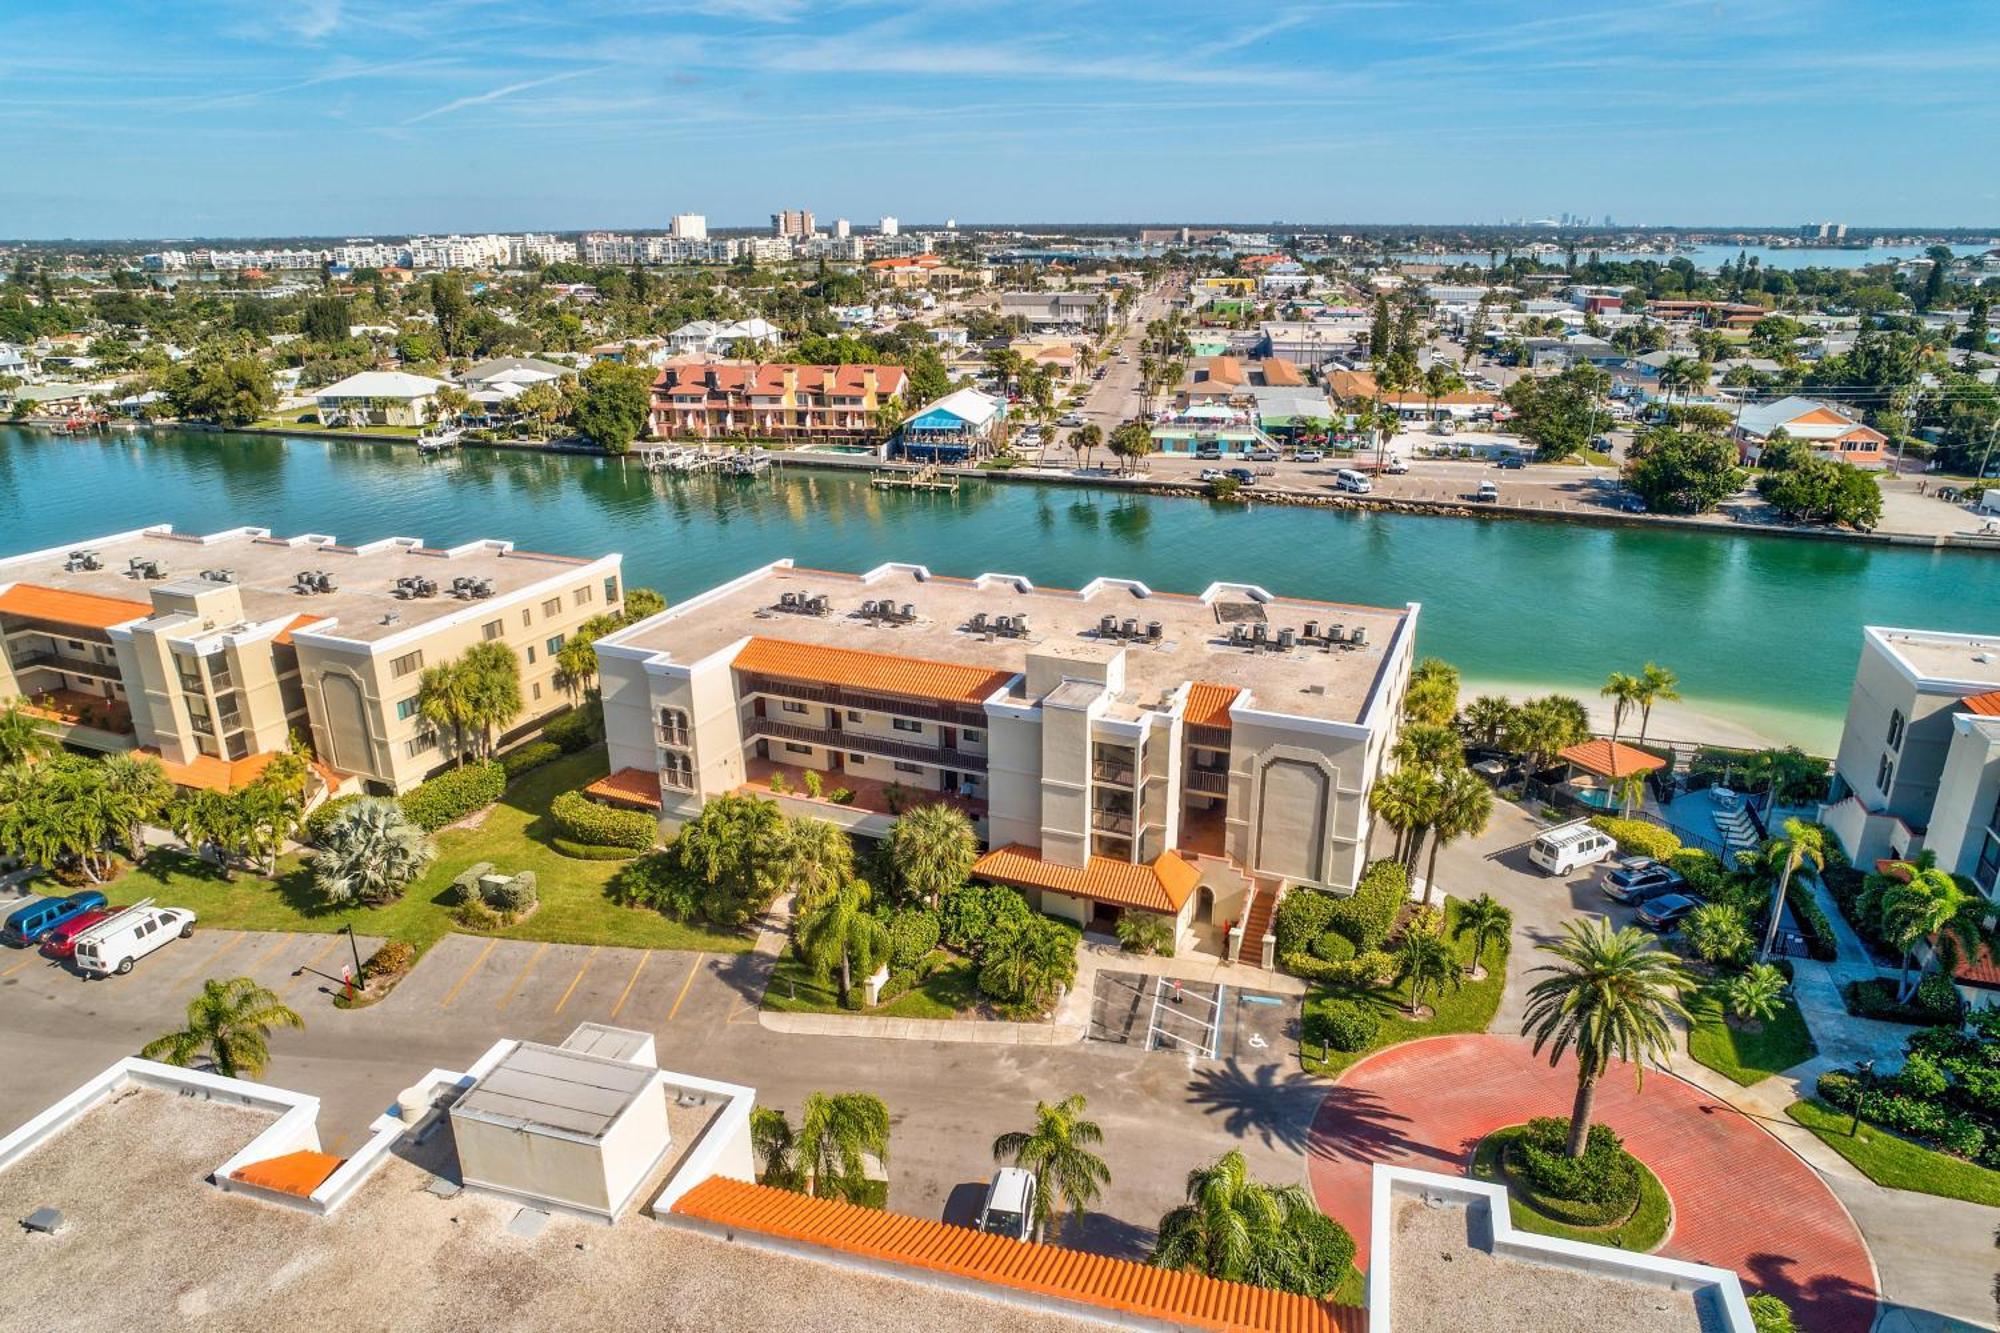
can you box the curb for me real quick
[756,1009,1085,1045]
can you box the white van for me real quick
[72,899,196,976]
[1334,469,1373,494]
[1528,820,1616,876]
[978,1167,1038,1240]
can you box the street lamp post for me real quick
[343,922,364,988]
[1850,1058,1875,1137]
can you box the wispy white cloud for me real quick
[401,67,599,125]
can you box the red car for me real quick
[40,907,112,958]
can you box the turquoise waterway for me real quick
[4,426,1994,751]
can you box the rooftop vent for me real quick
[200,568,236,584]
[294,570,336,595]
[381,611,401,625]
[63,550,102,573]
[127,557,168,580]
[21,1206,64,1237]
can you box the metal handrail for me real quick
[745,715,987,772]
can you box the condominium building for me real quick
[1823,626,2000,896]
[771,209,815,239]
[0,525,622,793]
[594,561,1416,951]
[669,213,707,241]
[648,362,908,444]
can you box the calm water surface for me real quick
[4,426,1995,750]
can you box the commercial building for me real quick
[879,214,899,237]
[0,524,622,793]
[648,361,908,444]
[896,388,1007,462]
[999,290,1109,332]
[593,560,1417,955]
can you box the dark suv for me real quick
[1599,858,1683,905]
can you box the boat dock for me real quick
[870,462,959,493]
[416,426,464,454]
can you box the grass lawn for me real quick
[1580,448,1617,467]
[761,951,982,1020]
[105,748,749,959]
[1786,1098,2000,1207]
[1686,980,1816,1086]
[250,407,421,438]
[1299,897,1511,1077]
[1471,1125,1673,1252]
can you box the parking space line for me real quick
[438,939,499,1010]
[608,952,650,1020]
[553,947,599,1015]
[276,937,341,997]
[665,952,705,1023]
[170,931,244,985]
[3,955,43,978]
[496,941,549,1012]
[242,933,295,975]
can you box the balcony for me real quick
[744,714,986,772]
[1184,767,1230,796]
[740,758,986,827]
[1186,723,1231,751]
[657,723,692,748]
[9,649,122,682]
[1091,760,1136,786]
[740,673,988,730]
[1090,808,1135,836]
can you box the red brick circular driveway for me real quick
[1307,1034,1877,1333]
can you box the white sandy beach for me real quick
[1459,677,1837,755]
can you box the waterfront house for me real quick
[588,337,671,368]
[663,318,782,356]
[1734,396,1889,469]
[896,388,1006,462]
[594,560,1417,960]
[648,361,907,445]
[459,355,574,391]
[0,342,29,381]
[311,370,451,427]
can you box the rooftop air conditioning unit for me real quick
[1146,621,1162,642]
[1100,614,1117,636]
[1277,628,1296,650]
[900,603,915,621]
[1351,625,1368,646]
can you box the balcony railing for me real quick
[740,672,989,730]
[744,714,987,772]
[1091,809,1135,836]
[1184,767,1230,796]
[1186,723,1231,751]
[10,650,122,682]
[657,724,692,748]
[1091,761,1135,786]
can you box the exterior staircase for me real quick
[1234,877,1282,970]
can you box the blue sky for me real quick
[4,0,1998,239]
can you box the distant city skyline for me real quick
[4,0,1999,238]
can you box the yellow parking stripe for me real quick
[2,955,42,978]
[276,936,342,997]
[665,953,706,1023]
[171,931,244,984]
[438,939,499,1010]
[242,933,294,974]
[495,942,549,1012]
[553,947,599,1015]
[608,952,650,1019]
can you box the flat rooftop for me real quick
[608,561,1411,725]
[0,1089,1099,1333]
[0,524,607,646]
[454,1041,654,1141]
[1390,1197,1711,1333]
[1871,627,2000,690]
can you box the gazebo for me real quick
[1557,739,1666,813]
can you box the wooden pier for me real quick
[870,463,959,493]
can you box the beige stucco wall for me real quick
[1831,637,1960,837]
[1038,691,1099,870]
[984,706,1043,849]
[1924,714,2000,893]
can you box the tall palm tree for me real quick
[1405,658,1461,728]
[1461,695,1517,748]
[796,879,890,1005]
[1394,722,1463,772]
[1391,909,1463,1016]
[991,1093,1111,1241]
[1599,671,1642,743]
[141,977,305,1079]
[1073,421,1103,470]
[1150,1149,1322,1289]
[462,641,523,759]
[1369,766,1436,869]
[750,1105,800,1189]
[0,700,51,766]
[1756,817,1826,962]
[1632,663,1680,749]
[1420,764,1493,907]
[417,660,479,766]
[797,1091,891,1202]
[1454,893,1512,980]
[1522,917,1690,1157]
[1878,866,1982,1000]
[885,803,977,907]
[777,817,856,915]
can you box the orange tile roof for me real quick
[734,637,1015,706]
[1558,738,1667,779]
[585,766,664,810]
[230,1150,344,1198]
[141,747,341,794]
[1961,689,2000,717]
[972,844,1199,914]
[671,1176,1359,1333]
[273,613,326,647]
[1185,683,1241,729]
[0,582,151,631]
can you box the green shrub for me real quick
[1668,848,1728,897]
[1914,973,1966,1023]
[552,837,644,861]
[1815,1068,1861,1110]
[976,913,1080,1010]
[1309,929,1356,963]
[1321,861,1407,951]
[491,870,538,915]
[941,882,1036,959]
[303,793,363,847]
[1274,889,1337,957]
[1784,877,1839,962]
[542,700,602,753]
[1506,1117,1641,1226]
[1315,999,1380,1052]
[453,897,502,930]
[1845,978,1941,1025]
[1586,815,1680,862]
[1747,1292,1799,1333]
[1898,1050,1948,1099]
[502,741,561,778]
[550,789,658,851]
[1281,947,1393,988]
[400,761,505,831]
[1115,912,1175,956]
[361,940,415,983]
[447,861,496,905]
[885,908,942,968]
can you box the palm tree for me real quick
[991,1093,1111,1241]
[554,612,621,701]
[417,660,479,766]
[0,700,51,766]
[1461,695,1517,748]
[1522,917,1691,1158]
[1454,893,1512,980]
[1419,764,1493,907]
[1878,866,1982,1000]
[796,879,890,1005]
[311,798,436,906]
[140,977,304,1079]
[169,788,248,880]
[1599,671,1642,743]
[236,778,300,877]
[1394,722,1463,772]
[884,803,977,906]
[1369,766,1436,869]
[1632,663,1680,749]
[797,1091,891,1202]
[1391,909,1462,1016]
[777,817,856,915]
[1756,817,1826,962]
[1405,657,1461,727]
[1150,1149,1322,1289]
[1725,962,1787,1029]
[1073,421,1103,470]
[750,1105,800,1188]
[462,641,523,759]
[1506,695,1591,772]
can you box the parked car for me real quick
[1194,443,1223,460]
[1637,894,1704,932]
[40,906,114,958]
[3,891,109,947]
[1196,467,1225,481]
[1381,455,1409,474]
[979,1168,1037,1240]
[1246,447,1281,462]
[1226,467,1257,484]
[1293,448,1324,463]
[1600,858,1684,904]
[1473,481,1501,503]
[1432,419,1457,436]
[1619,493,1647,513]
[1528,820,1615,876]
[1495,455,1526,470]
[72,901,197,977]
[1334,468,1373,494]
[1590,435,1613,451]
[1058,412,1084,427]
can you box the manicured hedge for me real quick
[886,908,942,968]
[304,793,364,847]
[447,861,496,904]
[1280,948,1394,989]
[543,702,602,753]
[1309,999,1380,1053]
[1587,815,1681,862]
[552,836,644,861]
[502,741,561,778]
[400,761,505,831]
[1276,862,1406,981]
[550,789,658,851]
[1785,877,1839,962]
